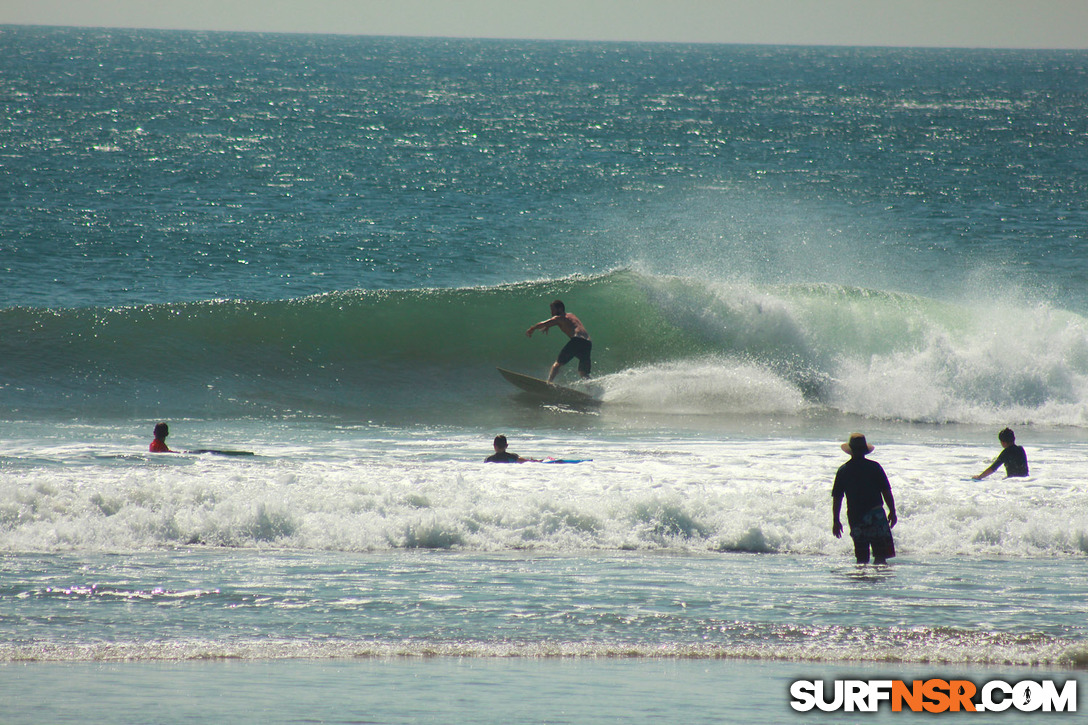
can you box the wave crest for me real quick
[2,270,1086,427]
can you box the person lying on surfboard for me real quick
[485,435,538,463]
[148,422,254,456]
[525,299,592,383]
[150,422,173,452]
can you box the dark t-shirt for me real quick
[485,451,520,463]
[994,444,1028,477]
[832,457,891,527]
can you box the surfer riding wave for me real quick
[526,299,591,383]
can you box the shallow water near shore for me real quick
[5,657,1083,724]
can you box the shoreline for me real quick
[4,657,1083,725]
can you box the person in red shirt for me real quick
[149,422,173,453]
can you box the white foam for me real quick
[598,360,808,416]
[3,425,1085,559]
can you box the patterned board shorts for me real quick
[850,506,896,559]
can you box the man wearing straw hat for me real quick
[832,433,898,565]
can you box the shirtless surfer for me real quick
[526,300,592,382]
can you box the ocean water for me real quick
[1,25,1087,723]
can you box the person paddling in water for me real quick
[526,299,592,383]
[973,427,1029,479]
[149,422,173,453]
[485,434,537,463]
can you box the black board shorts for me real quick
[557,337,592,375]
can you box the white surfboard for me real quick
[497,367,598,405]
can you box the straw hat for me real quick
[841,432,875,455]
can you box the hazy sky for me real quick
[2,0,1086,49]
